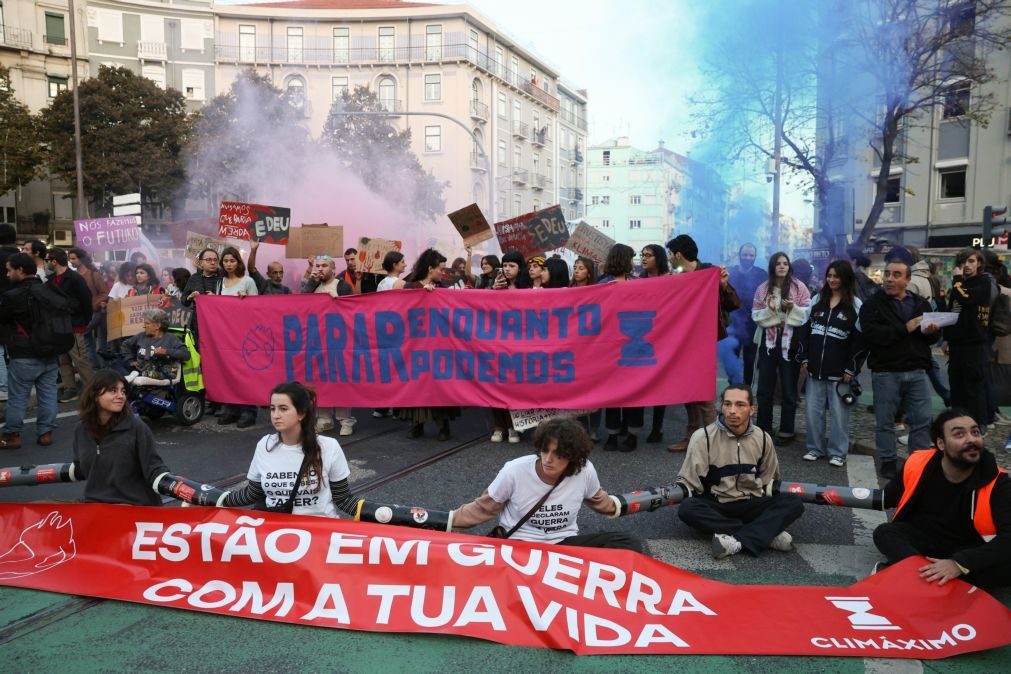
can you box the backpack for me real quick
[25,284,75,356]
[991,292,1011,337]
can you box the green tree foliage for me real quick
[40,65,188,210]
[184,70,308,205]
[321,85,446,222]
[0,66,46,195]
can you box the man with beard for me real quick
[676,385,804,559]
[872,409,1010,589]
[727,243,766,386]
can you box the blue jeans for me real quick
[0,345,7,392]
[805,377,852,459]
[4,356,59,435]
[927,354,950,406]
[872,370,932,462]
[718,336,744,385]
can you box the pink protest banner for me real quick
[1,504,1009,657]
[196,271,720,408]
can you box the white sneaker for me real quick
[339,417,356,437]
[769,530,794,552]
[315,418,334,433]
[590,431,599,441]
[490,430,504,443]
[802,451,819,461]
[828,456,846,467]
[372,410,386,418]
[711,533,742,559]
[897,434,909,446]
[507,429,521,444]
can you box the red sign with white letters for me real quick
[0,503,1009,657]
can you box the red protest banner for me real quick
[0,503,1008,657]
[196,272,718,408]
[218,202,291,244]
[494,205,569,258]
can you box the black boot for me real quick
[621,434,638,452]
[604,434,619,451]
[438,420,450,441]
[236,411,257,429]
[217,413,239,426]
[407,423,424,439]
[646,428,663,443]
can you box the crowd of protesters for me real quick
[0,220,1008,481]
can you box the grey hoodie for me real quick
[909,260,934,303]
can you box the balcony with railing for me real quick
[138,42,167,60]
[530,126,550,147]
[531,173,547,190]
[215,38,561,111]
[512,120,529,140]
[560,107,588,131]
[1,25,33,49]
[511,169,528,185]
[470,100,489,122]
[561,187,583,202]
[470,152,488,171]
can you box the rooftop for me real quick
[235,0,439,9]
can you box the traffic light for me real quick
[983,205,1008,246]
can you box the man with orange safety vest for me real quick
[872,408,1010,589]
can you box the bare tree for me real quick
[839,0,1011,246]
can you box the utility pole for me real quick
[770,0,784,253]
[67,0,86,219]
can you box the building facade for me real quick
[1,0,88,239]
[815,6,1011,250]
[585,137,729,259]
[212,0,587,245]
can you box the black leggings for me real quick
[558,531,644,553]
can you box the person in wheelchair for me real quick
[120,309,189,390]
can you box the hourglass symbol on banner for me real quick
[616,311,658,367]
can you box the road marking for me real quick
[20,411,80,425]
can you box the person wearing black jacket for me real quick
[0,253,61,449]
[247,241,291,295]
[859,260,940,479]
[72,369,170,505]
[47,248,94,402]
[944,248,997,429]
[181,248,224,345]
[872,409,1010,590]
[797,261,866,467]
[0,224,21,402]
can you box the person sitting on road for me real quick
[450,417,644,551]
[872,408,1010,590]
[222,381,359,518]
[120,309,189,388]
[676,384,804,559]
[72,369,170,505]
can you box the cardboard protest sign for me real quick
[184,232,231,264]
[510,408,596,432]
[566,222,616,264]
[286,224,343,259]
[357,237,402,275]
[448,203,494,247]
[107,295,192,341]
[218,202,291,244]
[494,205,569,258]
[73,216,142,253]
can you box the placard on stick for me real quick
[357,238,402,275]
[447,203,494,247]
[218,202,291,244]
[494,205,568,258]
[184,232,232,264]
[106,295,192,341]
[286,224,344,259]
[566,222,616,264]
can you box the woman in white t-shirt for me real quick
[451,418,643,551]
[377,251,407,292]
[223,381,357,518]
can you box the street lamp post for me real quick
[66,0,85,219]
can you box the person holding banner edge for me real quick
[450,417,643,551]
[677,384,804,559]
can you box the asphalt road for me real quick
[0,396,1008,672]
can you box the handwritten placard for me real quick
[286,224,344,260]
[218,202,291,244]
[448,203,494,247]
[566,222,616,264]
[494,205,569,258]
[73,216,142,253]
[357,238,402,275]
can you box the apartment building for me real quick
[586,137,729,259]
[213,0,587,239]
[83,0,215,111]
[816,5,1011,249]
[1,0,87,238]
